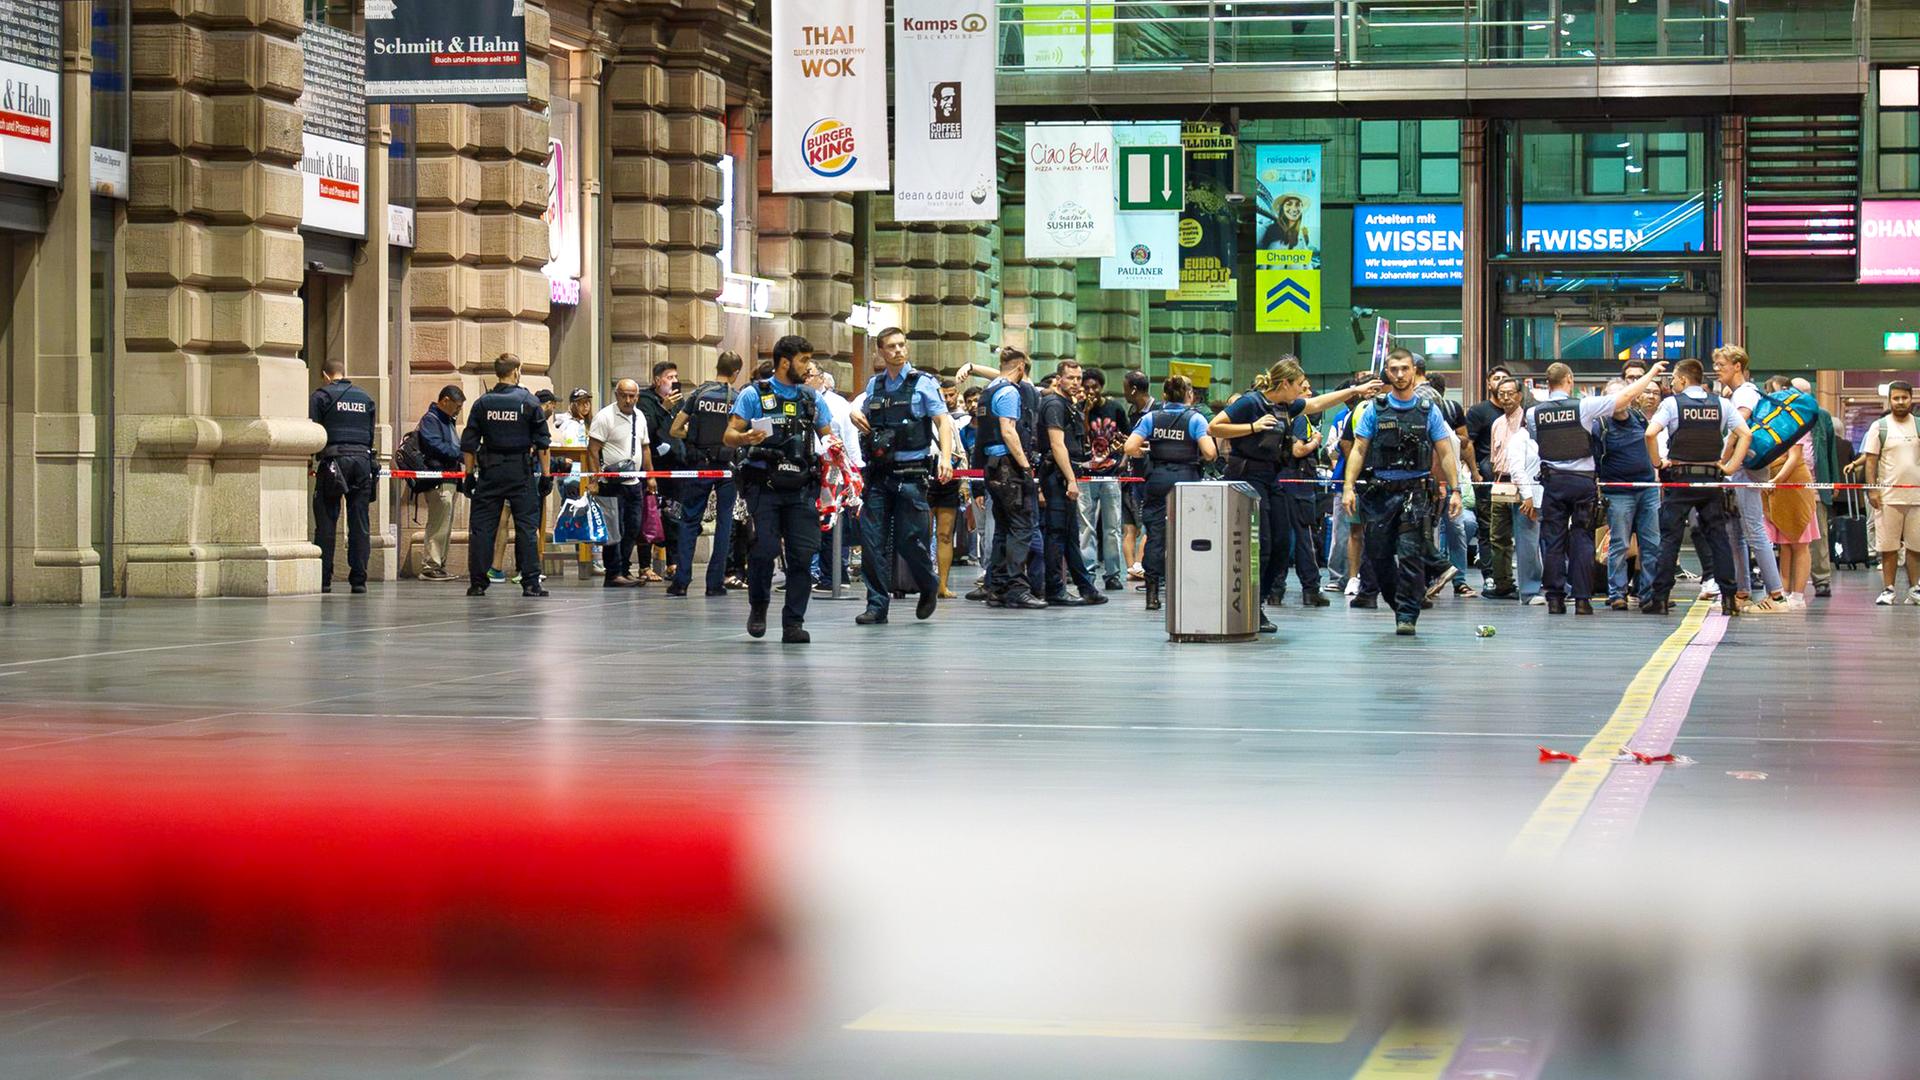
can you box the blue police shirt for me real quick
[983,383,1021,457]
[1355,393,1453,482]
[1130,405,1210,442]
[732,375,833,436]
[863,364,949,462]
[1222,390,1271,427]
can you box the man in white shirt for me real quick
[1862,379,1920,605]
[1710,344,1787,610]
[1494,377,1546,604]
[587,378,657,588]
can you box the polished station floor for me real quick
[1,566,1917,1080]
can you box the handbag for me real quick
[593,495,622,545]
[640,491,666,544]
[1490,481,1521,505]
[552,498,609,545]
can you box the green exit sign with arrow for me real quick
[1117,146,1182,212]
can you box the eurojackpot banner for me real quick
[364,0,527,104]
[773,0,890,193]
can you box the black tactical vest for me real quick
[317,380,375,450]
[1670,393,1725,464]
[1534,397,1591,462]
[684,381,738,466]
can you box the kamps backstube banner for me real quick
[893,3,997,222]
[1024,123,1115,260]
[774,0,889,193]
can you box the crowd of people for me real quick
[306,337,1920,642]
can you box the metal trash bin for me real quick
[1166,480,1260,642]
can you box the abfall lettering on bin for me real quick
[1352,200,1704,286]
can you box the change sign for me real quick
[365,0,527,105]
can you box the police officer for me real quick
[965,348,1048,609]
[309,356,377,594]
[849,327,953,625]
[723,334,837,643]
[1642,358,1748,617]
[1036,360,1107,607]
[1123,374,1217,612]
[1211,357,1378,628]
[461,353,551,597]
[1342,348,1458,636]
[668,350,745,597]
[1526,360,1668,614]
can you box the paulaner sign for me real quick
[365,0,527,105]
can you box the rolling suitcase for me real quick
[1831,487,1871,569]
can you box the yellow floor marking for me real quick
[1348,600,1715,1076]
[845,1006,1355,1043]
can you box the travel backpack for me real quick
[1741,386,1817,472]
[393,428,434,493]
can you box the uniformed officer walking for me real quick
[850,327,953,625]
[1036,359,1107,606]
[1526,360,1667,614]
[310,356,377,594]
[461,353,552,597]
[1342,348,1458,636]
[723,334,838,643]
[1211,357,1377,627]
[668,350,746,597]
[1123,374,1218,612]
[1642,358,1748,616]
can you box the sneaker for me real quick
[1676,567,1701,584]
[1395,619,1417,636]
[487,569,507,584]
[1424,565,1458,600]
[1699,581,1720,599]
[418,568,451,582]
[1127,564,1145,581]
[1743,596,1787,614]
[1481,586,1518,600]
[1344,577,1361,597]
[1908,586,1920,606]
[1876,587,1896,606]
[1784,592,1807,610]
[1813,581,1831,598]
[1525,595,1547,606]
[1104,577,1124,591]
[1349,594,1378,609]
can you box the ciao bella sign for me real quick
[1025,127,1115,258]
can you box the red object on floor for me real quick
[1538,746,1580,763]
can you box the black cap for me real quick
[534,389,557,404]
[570,387,592,401]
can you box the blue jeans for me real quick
[1078,477,1124,582]
[1437,506,1477,576]
[1729,480,1784,595]
[859,470,937,614]
[672,477,737,592]
[1604,487,1661,601]
[1515,504,1544,601]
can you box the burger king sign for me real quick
[772,0,890,192]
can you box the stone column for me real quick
[755,144,853,379]
[6,1,98,602]
[1719,114,1746,347]
[348,106,395,580]
[657,14,729,384]
[1460,117,1490,403]
[1074,261,1142,382]
[122,0,314,597]
[870,197,993,377]
[1000,171,1077,374]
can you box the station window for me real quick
[1645,132,1689,195]
[1418,120,1460,196]
[1359,120,1400,197]
[304,0,352,29]
[1878,68,1920,193]
[1584,133,1633,195]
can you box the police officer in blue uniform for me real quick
[969,347,1048,609]
[1212,357,1378,628]
[850,327,954,625]
[309,356,377,594]
[668,350,745,597]
[461,353,552,598]
[1036,361,1107,607]
[724,334,837,643]
[1642,358,1748,616]
[1123,374,1218,612]
[1342,348,1458,636]
[1526,360,1667,614]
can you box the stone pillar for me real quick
[348,108,396,580]
[870,198,992,376]
[1719,114,1747,347]
[1000,171,1077,373]
[1461,117,1490,403]
[122,0,315,597]
[755,144,853,379]
[605,43,671,384]
[657,16,729,384]
[1074,261,1143,382]
[6,1,98,603]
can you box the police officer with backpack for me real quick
[724,335,837,643]
[1527,360,1667,615]
[1123,374,1217,612]
[850,327,953,625]
[1642,358,1748,616]
[964,348,1048,609]
[309,356,377,594]
[461,353,551,598]
[668,350,745,597]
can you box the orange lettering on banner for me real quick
[319,178,361,204]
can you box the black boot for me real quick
[1721,592,1740,617]
[1145,582,1162,611]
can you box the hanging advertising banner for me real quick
[772,0,889,193]
[1024,123,1115,259]
[1858,200,1920,284]
[893,3,996,222]
[543,97,581,306]
[0,0,62,188]
[1101,123,1180,290]
[1021,4,1114,68]
[1165,122,1236,310]
[365,0,526,104]
[1253,143,1322,333]
[300,21,368,239]
[1370,317,1392,375]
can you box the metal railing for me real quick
[995,0,1862,72]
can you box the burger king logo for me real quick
[802,118,858,179]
